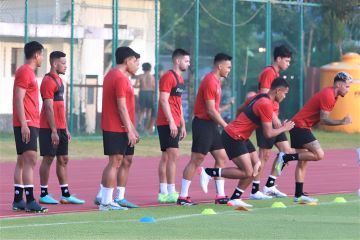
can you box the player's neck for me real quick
[116,64,131,77]
[211,70,221,81]
[49,68,59,76]
[26,60,38,70]
[271,63,280,73]
[172,66,182,75]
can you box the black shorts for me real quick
[222,131,256,160]
[39,128,68,156]
[139,90,154,110]
[191,117,223,155]
[157,125,180,152]
[289,127,317,149]
[256,127,288,149]
[102,131,135,156]
[13,127,39,155]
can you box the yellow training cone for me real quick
[271,202,287,208]
[201,208,217,215]
[333,197,347,203]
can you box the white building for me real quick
[0,0,156,133]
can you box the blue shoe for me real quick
[60,195,85,204]
[94,197,101,205]
[25,201,48,213]
[39,195,59,204]
[294,195,318,204]
[114,198,139,208]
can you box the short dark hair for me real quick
[273,45,292,60]
[142,62,151,71]
[334,71,352,83]
[50,51,66,62]
[214,53,232,65]
[270,77,289,90]
[24,41,44,60]
[116,46,140,64]
[172,48,190,60]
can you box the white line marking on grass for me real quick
[1,199,359,230]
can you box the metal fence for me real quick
[0,0,359,135]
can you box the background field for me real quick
[1,193,359,240]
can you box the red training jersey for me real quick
[292,87,337,129]
[258,66,280,116]
[101,68,135,132]
[194,72,221,120]
[225,96,273,140]
[157,70,184,127]
[40,73,67,129]
[12,64,40,128]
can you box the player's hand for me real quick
[253,161,261,177]
[342,115,352,125]
[135,129,140,144]
[228,97,235,105]
[66,129,72,142]
[180,126,186,141]
[127,130,138,147]
[21,124,30,144]
[169,121,178,138]
[282,119,295,131]
[51,130,60,146]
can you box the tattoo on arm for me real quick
[320,110,343,126]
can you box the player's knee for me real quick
[122,158,133,168]
[244,169,253,178]
[315,150,324,161]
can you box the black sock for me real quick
[265,176,276,188]
[230,188,244,200]
[295,182,303,198]
[40,186,48,197]
[205,168,220,177]
[283,153,299,163]
[61,185,71,197]
[24,186,35,203]
[251,181,260,194]
[13,185,24,203]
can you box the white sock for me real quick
[167,184,176,194]
[215,180,225,196]
[115,187,125,200]
[96,184,103,199]
[180,178,191,198]
[101,187,113,205]
[160,183,168,195]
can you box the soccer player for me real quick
[38,51,84,205]
[251,45,293,200]
[199,77,294,207]
[157,49,190,203]
[274,72,353,203]
[97,46,140,210]
[12,41,47,212]
[177,53,232,205]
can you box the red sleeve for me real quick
[40,77,58,99]
[159,72,176,93]
[259,69,276,89]
[254,100,273,122]
[203,81,217,101]
[116,76,128,98]
[319,91,336,112]
[14,68,30,89]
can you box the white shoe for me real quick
[274,152,285,176]
[199,167,212,193]
[294,195,318,203]
[263,186,287,198]
[227,199,253,208]
[250,191,273,200]
[99,201,128,211]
